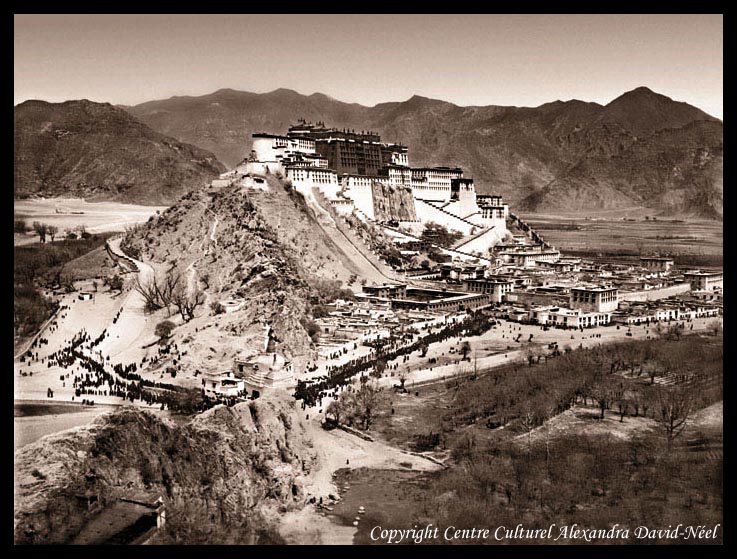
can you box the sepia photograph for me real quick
[13,13,723,546]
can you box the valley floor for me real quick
[518,211,722,260]
[14,198,167,245]
[13,197,723,545]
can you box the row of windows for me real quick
[412,172,462,179]
[549,314,610,326]
[481,209,506,218]
[288,171,337,182]
[332,146,381,157]
[572,291,617,303]
[464,282,513,294]
[411,185,452,191]
[339,158,381,165]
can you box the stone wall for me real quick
[619,283,691,302]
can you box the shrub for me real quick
[155,320,176,340]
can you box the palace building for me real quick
[235,119,511,241]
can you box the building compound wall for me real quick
[245,161,282,176]
[454,225,508,256]
[619,283,691,302]
[342,178,376,219]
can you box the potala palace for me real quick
[213,119,511,255]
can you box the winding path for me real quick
[94,238,156,362]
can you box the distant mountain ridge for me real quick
[14,99,226,205]
[124,86,722,218]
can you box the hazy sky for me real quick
[14,14,723,118]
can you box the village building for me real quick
[462,278,516,303]
[440,262,487,281]
[505,286,570,308]
[547,307,611,328]
[569,286,619,313]
[497,247,561,268]
[640,256,675,273]
[204,370,246,397]
[358,285,493,313]
[684,270,723,291]
[361,283,408,299]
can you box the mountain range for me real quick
[14,99,225,205]
[124,86,723,218]
[14,87,722,218]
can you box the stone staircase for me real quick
[245,368,270,388]
[414,198,477,233]
[380,223,492,264]
[508,212,553,249]
[452,225,497,250]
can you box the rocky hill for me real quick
[124,86,722,218]
[14,99,226,205]
[371,182,417,222]
[14,393,316,544]
[120,175,370,370]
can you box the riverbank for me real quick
[276,417,442,544]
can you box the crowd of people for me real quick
[295,310,496,406]
[23,320,225,414]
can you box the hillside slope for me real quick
[14,99,226,205]
[14,394,315,544]
[124,86,722,218]
[522,119,723,218]
[120,176,378,369]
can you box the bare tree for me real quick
[325,399,346,426]
[372,358,387,378]
[616,396,629,423]
[654,321,666,339]
[451,431,477,462]
[135,275,163,313]
[134,270,184,315]
[589,377,622,420]
[666,323,682,340]
[47,225,58,242]
[656,386,692,451]
[156,271,181,315]
[525,346,542,367]
[518,407,538,454]
[172,284,206,322]
[460,340,471,361]
[647,365,659,386]
[352,381,383,431]
[541,406,556,481]
[32,221,48,243]
[397,370,408,391]
[629,388,644,417]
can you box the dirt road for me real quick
[14,238,158,404]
